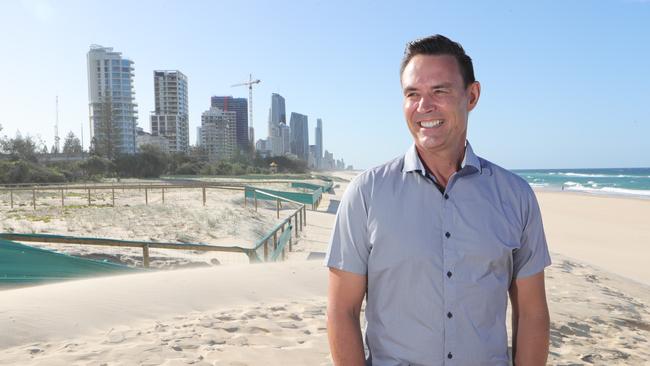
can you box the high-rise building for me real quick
[323,150,335,170]
[255,138,270,158]
[289,112,309,161]
[315,118,323,167]
[211,96,248,152]
[279,123,291,155]
[200,107,237,161]
[87,45,138,157]
[150,70,189,154]
[268,93,286,157]
[136,127,169,154]
[308,145,317,169]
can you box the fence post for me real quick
[143,244,150,268]
[294,213,299,236]
[112,188,115,207]
[264,238,268,261]
[32,188,36,210]
[202,186,206,206]
[162,188,165,203]
[276,198,280,218]
[288,218,293,249]
[273,231,278,251]
[299,209,303,231]
[87,188,91,206]
[244,190,247,208]
[282,223,290,252]
[61,188,64,208]
[303,206,307,226]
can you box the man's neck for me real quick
[416,144,466,188]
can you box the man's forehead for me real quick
[401,54,463,86]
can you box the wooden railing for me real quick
[247,189,307,262]
[0,233,258,267]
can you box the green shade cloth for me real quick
[245,186,322,205]
[0,238,136,285]
[290,181,334,193]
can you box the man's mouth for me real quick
[418,120,444,128]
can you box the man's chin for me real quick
[416,137,444,152]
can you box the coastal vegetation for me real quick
[0,127,309,184]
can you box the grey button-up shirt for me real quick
[325,142,551,366]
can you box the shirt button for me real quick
[447,312,453,318]
[448,352,453,359]
[444,193,449,199]
[447,271,452,278]
[445,232,451,238]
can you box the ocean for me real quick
[512,168,650,198]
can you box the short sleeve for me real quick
[513,190,552,279]
[323,177,371,275]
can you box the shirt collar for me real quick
[402,141,482,176]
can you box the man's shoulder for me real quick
[349,155,405,190]
[478,156,535,197]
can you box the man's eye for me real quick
[406,93,418,98]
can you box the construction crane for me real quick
[231,74,261,145]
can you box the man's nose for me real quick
[417,95,435,113]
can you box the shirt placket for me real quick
[441,176,458,364]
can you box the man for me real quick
[325,35,551,365]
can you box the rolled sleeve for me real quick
[513,190,552,279]
[324,177,371,275]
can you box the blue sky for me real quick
[1,0,648,169]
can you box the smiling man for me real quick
[325,35,551,365]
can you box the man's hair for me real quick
[400,34,476,87]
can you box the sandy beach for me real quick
[1,172,649,365]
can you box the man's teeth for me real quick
[420,120,443,128]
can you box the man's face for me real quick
[401,54,480,156]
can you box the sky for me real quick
[0,0,649,170]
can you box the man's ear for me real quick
[467,81,481,112]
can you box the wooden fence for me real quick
[0,185,311,267]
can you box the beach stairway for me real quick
[286,184,342,262]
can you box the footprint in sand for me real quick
[242,326,271,334]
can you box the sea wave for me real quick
[564,183,650,197]
[556,172,650,179]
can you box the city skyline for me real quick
[1,1,649,169]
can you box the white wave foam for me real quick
[565,184,650,197]
[559,172,649,178]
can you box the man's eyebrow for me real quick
[431,83,452,89]
[403,86,418,94]
[403,83,453,94]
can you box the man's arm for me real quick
[327,267,367,366]
[509,271,550,366]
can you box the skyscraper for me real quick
[150,70,189,153]
[200,107,237,161]
[268,93,286,157]
[87,45,138,157]
[279,123,291,155]
[289,112,309,161]
[315,118,323,167]
[211,96,248,152]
